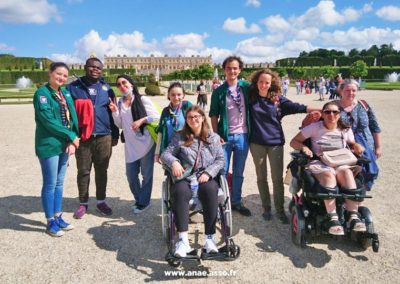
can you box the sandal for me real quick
[327,213,344,236]
[348,211,367,232]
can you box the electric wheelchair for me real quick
[161,173,240,267]
[287,151,379,252]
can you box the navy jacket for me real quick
[250,95,307,146]
[67,77,119,139]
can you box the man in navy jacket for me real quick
[67,57,119,218]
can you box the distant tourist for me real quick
[67,57,119,219]
[33,62,79,237]
[196,80,208,110]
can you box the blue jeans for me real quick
[39,152,69,219]
[126,144,155,207]
[223,133,249,205]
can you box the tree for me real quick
[275,67,287,78]
[320,65,336,79]
[292,67,306,79]
[348,48,360,57]
[350,60,368,78]
[197,64,214,80]
[366,45,379,57]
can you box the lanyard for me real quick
[228,85,243,119]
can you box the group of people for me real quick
[34,55,381,257]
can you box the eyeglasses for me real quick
[323,110,340,115]
[187,114,202,120]
[116,80,129,87]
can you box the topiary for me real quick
[144,84,161,96]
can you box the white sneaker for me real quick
[174,239,192,258]
[204,237,218,254]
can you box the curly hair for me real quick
[180,105,211,146]
[248,69,281,104]
[222,55,244,70]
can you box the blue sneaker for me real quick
[55,214,74,231]
[46,219,64,237]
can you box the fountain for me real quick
[155,67,160,82]
[214,68,218,79]
[385,72,399,83]
[16,76,33,89]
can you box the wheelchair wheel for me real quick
[161,179,171,244]
[291,205,306,248]
[219,175,233,237]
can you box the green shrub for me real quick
[144,84,161,96]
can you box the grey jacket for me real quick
[160,131,225,178]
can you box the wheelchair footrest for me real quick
[165,250,201,262]
[200,244,241,260]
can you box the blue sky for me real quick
[1,0,400,63]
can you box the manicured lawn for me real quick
[365,82,400,90]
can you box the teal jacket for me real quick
[156,100,192,155]
[209,80,251,141]
[34,84,79,158]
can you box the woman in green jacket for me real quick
[33,62,80,237]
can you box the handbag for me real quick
[163,141,203,184]
[320,148,357,168]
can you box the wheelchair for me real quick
[287,151,379,252]
[161,173,240,267]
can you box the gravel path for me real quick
[0,89,399,283]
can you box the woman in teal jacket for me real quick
[33,62,80,237]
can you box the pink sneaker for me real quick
[73,205,87,219]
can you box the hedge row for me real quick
[270,66,400,80]
[276,55,400,68]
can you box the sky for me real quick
[1,0,400,64]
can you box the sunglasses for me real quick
[187,114,202,120]
[323,110,340,115]
[116,80,129,87]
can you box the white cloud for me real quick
[296,27,320,41]
[263,15,291,32]
[0,0,61,24]
[246,0,261,8]
[162,33,208,51]
[223,17,261,34]
[200,47,231,63]
[0,43,15,51]
[320,27,400,50]
[376,5,400,21]
[50,53,83,64]
[362,3,373,13]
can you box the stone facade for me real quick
[103,54,213,75]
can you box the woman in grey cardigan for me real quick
[161,106,225,258]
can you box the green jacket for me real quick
[34,84,79,158]
[209,80,251,141]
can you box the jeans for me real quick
[126,144,155,207]
[39,152,69,219]
[250,143,285,213]
[75,135,112,203]
[223,133,249,205]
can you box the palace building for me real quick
[103,54,213,75]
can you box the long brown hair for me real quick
[181,106,210,146]
[249,69,281,104]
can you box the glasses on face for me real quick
[116,80,129,87]
[187,114,202,121]
[323,110,340,115]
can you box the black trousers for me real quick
[171,178,218,235]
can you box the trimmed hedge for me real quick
[144,84,161,96]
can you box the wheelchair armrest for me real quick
[290,151,311,166]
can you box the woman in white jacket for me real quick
[109,75,160,214]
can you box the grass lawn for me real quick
[365,81,400,90]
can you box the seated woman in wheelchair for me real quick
[160,105,225,257]
[290,101,365,236]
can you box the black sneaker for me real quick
[262,211,272,221]
[232,203,252,216]
[277,212,289,224]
